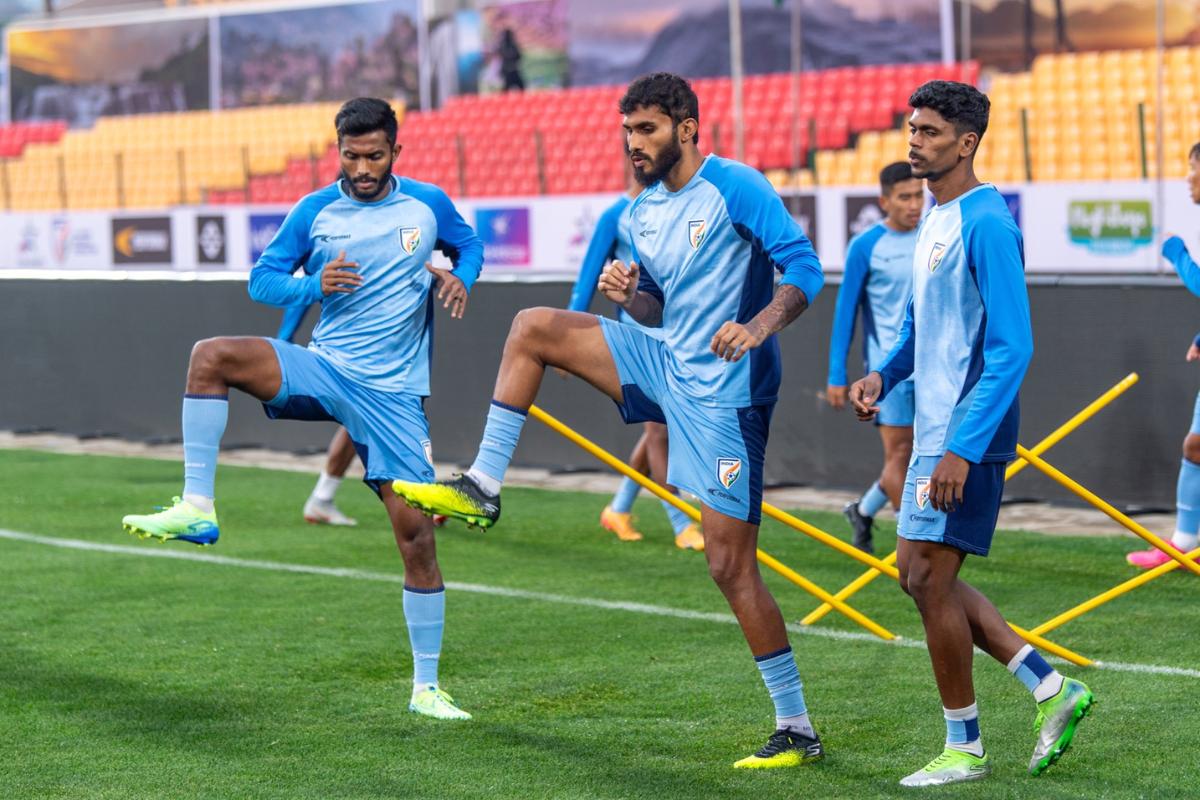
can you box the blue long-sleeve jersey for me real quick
[249,176,484,395]
[877,184,1032,463]
[568,195,632,313]
[827,221,917,386]
[1163,236,1200,346]
[628,154,824,407]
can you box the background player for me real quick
[122,98,484,721]
[826,161,924,552]
[394,73,828,769]
[567,176,703,550]
[1128,141,1200,568]
[850,81,1092,786]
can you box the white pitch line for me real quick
[3,528,1197,680]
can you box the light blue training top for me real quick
[248,176,484,395]
[877,184,1032,463]
[568,194,633,313]
[627,154,824,408]
[827,221,918,386]
[1163,235,1200,346]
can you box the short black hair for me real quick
[335,97,398,146]
[879,161,915,194]
[619,72,701,145]
[1190,142,1200,160]
[908,80,990,142]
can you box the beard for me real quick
[632,136,683,186]
[341,164,394,201]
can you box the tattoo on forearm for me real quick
[623,292,663,327]
[746,284,808,340]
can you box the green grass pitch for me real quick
[0,448,1197,799]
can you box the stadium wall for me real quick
[1,278,1192,509]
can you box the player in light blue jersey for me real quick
[568,178,704,550]
[827,162,923,552]
[122,98,485,721]
[394,73,826,768]
[1129,141,1200,569]
[850,81,1092,787]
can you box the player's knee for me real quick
[508,306,557,347]
[706,551,750,589]
[1183,435,1200,465]
[643,423,669,447]
[189,337,234,378]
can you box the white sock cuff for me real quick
[182,493,214,513]
[943,702,978,721]
[313,471,342,502]
[1006,644,1034,673]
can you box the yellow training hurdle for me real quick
[529,403,1092,665]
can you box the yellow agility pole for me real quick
[1015,445,1200,578]
[1006,373,1139,480]
[803,373,1141,627]
[526,404,898,641]
[1031,545,1200,636]
[759,503,1090,665]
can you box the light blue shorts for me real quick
[1190,391,1200,436]
[876,379,915,427]
[896,453,1006,557]
[599,317,771,524]
[262,339,435,494]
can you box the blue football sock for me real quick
[611,476,640,514]
[1006,644,1063,702]
[1175,458,1200,541]
[182,394,228,501]
[754,646,812,734]
[403,585,445,690]
[858,481,888,517]
[944,703,983,756]
[468,401,528,489]
[663,498,692,534]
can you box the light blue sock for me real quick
[1175,458,1200,541]
[468,401,528,488]
[662,498,692,534]
[611,476,640,514]
[858,481,889,517]
[403,586,445,690]
[944,703,983,756]
[182,394,228,501]
[1006,644,1063,702]
[755,646,812,734]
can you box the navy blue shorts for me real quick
[896,453,1005,557]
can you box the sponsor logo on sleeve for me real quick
[400,226,422,255]
[687,218,707,249]
[717,457,742,489]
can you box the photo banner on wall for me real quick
[218,0,421,108]
[7,19,211,126]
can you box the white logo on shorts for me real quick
[717,458,742,489]
[915,477,931,510]
[421,439,433,466]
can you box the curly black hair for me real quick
[879,161,915,194]
[908,80,989,141]
[335,97,398,146]
[619,72,701,145]
[1190,141,1200,160]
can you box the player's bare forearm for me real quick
[621,292,663,327]
[745,284,808,341]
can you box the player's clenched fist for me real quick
[848,372,883,422]
[321,250,362,296]
[598,259,639,306]
[710,321,766,362]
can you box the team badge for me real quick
[717,458,742,489]
[915,477,931,510]
[400,226,421,255]
[688,219,707,250]
[928,242,947,272]
[421,439,433,466]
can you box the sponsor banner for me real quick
[111,216,173,266]
[196,215,227,266]
[249,213,288,264]
[475,206,531,267]
[844,195,883,242]
[785,194,819,255]
[1021,181,1160,272]
[0,212,109,270]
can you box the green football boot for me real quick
[409,685,472,720]
[392,474,500,530]
[1030,678,1094,775]
[122,497,220,545]
[899,748,991,787]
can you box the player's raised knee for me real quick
[508,306,561,345]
